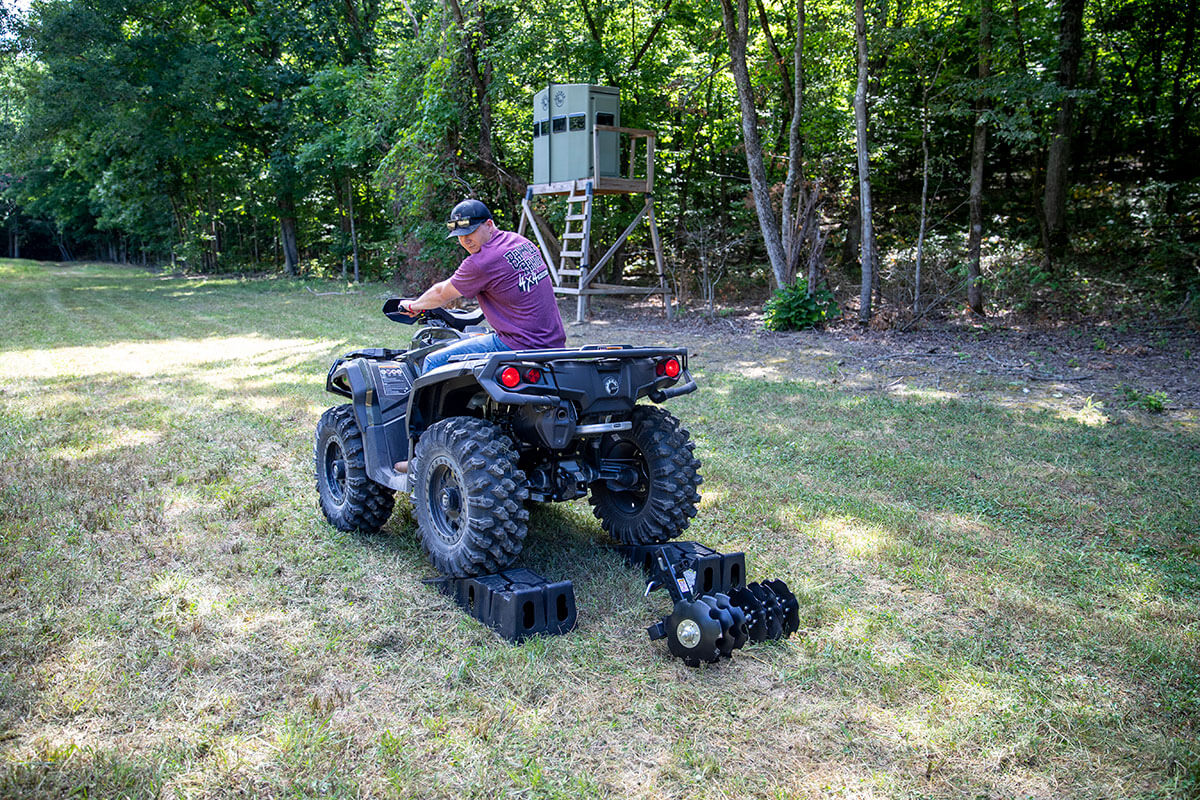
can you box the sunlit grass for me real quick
[1,259,1198,798]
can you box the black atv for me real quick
[314,298,703,578]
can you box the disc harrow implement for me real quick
[623,541,800,667]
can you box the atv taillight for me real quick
[498,366,522,388]
[525,368,542,384]
[657,357,682,379]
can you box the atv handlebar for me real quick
[382,298,486,332]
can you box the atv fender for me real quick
[328,356,413,491]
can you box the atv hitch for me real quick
[620,541,800,667]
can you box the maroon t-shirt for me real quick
[450,230,566,350]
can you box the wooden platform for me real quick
[528,177,651,196]
[528,126,656,197]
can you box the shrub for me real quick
[1118,383,1169,413]
[763,280,839,331]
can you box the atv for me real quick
[314,298,703,578]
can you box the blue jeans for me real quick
[420,332,511,373]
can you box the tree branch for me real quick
[631,0,675,73]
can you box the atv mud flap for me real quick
[326,356,416,490]
[439,568,577,642]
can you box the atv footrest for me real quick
[617,541,746,595]
[442,568,577,642]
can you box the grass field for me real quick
[1,259,1198,799]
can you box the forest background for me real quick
[0,0,1197,324]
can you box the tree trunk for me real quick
[445,0,523,195]
[1042,0,1085,264]
[347,178,360,283]
[338,179,348,279]
[1011,0,1051,259]
[719,0,789,289]
[966,0,992,316]
[854,0,876,323]
[54,226,72,261]
[209,215,219,270]
[782,0,806,284]
[279,194,300,276]
[802,182,826,293]
[915,85,931,316]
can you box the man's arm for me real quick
[401,278,463,315]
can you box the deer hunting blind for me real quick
[532,84,621,185]
[519,83,671,323]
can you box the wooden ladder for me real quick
[558,180,593,312]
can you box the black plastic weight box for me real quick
[617,541,747,596]
[442,568,577,642]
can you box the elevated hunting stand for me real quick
[517,84,670,324]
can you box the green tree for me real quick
[1,0,1195,317]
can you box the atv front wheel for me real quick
[411,417,529,577]
[315,405,395,533]
[589,405,702,545]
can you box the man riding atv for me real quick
[314,198,702,579]
[396,198,565,374]
[313,203,798,665]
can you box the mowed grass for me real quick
[1,258,1197,799]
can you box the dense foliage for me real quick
[1,0,1196,320]
[763,278,840,330]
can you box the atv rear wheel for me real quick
[315,404,395,533]
[411,417,530,577]
[589,405,702,545]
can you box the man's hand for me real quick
[399,300,420,317]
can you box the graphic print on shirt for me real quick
[503,242,550,292]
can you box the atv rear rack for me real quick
[420,346,698,405]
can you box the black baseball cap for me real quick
[445,198,493,238]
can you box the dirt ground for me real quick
[565,297,1200,422]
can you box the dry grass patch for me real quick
[2,260,1198,799]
